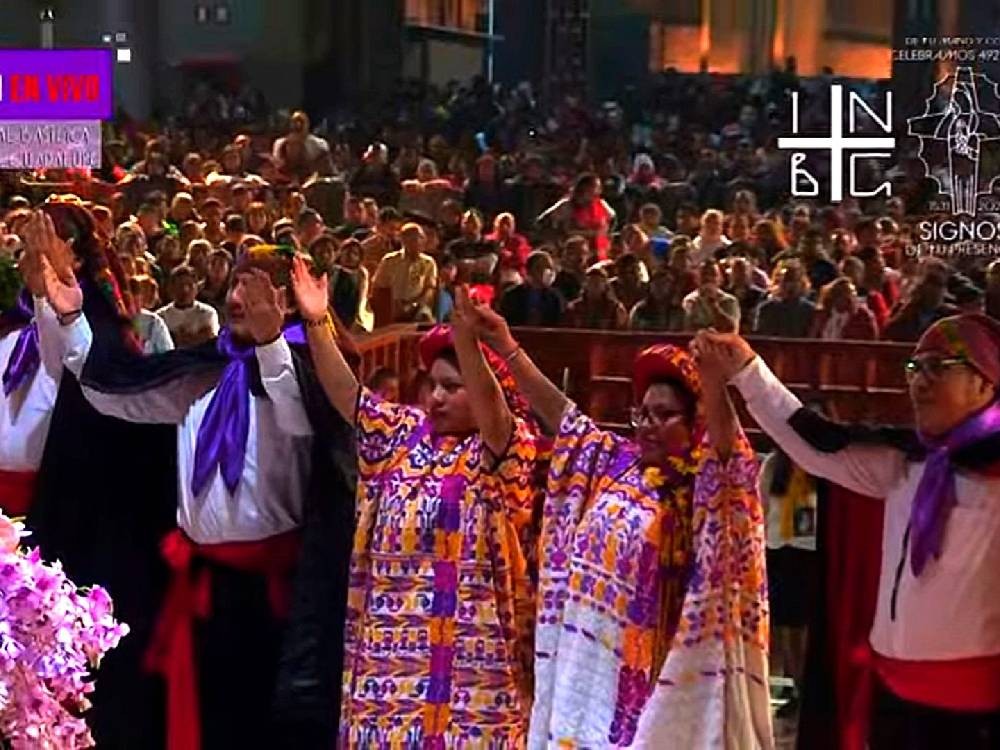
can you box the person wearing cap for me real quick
[36,241,358,750]
[289,271,542,748]
[699,316,1000,748]
[462,300,772,748]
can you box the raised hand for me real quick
[450,285,477,343]
[32,212,76,283]
[242,269,285,345]
[466,297,516,356]
[290,255,328,322]
[26,212,82,317]
[691,330,757,382]
[17,217,44,298]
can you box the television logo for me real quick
[777,85,895,202]
[907,66,1000,216]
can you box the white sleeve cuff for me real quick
[255,335,294,380]
[729,355,802,422]
[59,313,93,378]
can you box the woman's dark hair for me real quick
[367,367,399,391]
[433,346,461,372]
[617,252,641,272]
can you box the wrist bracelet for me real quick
[305,312,335,336]
[503,345,524,364]
[304,312,329,328]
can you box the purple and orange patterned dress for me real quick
[528,404,770,749]
[340,388,539,749]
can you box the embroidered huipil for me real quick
[529,403,770,749]
[341,388,538,749]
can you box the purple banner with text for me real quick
[0,50,113,121]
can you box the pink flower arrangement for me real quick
[0,513,128,749]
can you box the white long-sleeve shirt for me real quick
[732,356,1000,661]
[0,297,63,472]
[53,314,313,544]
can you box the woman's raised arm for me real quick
[467,298,569,435]
[291,256,360,422]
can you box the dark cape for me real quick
[29,287,180,749]
[789,409,1000,750]
[30,290,355,749]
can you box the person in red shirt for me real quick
[842,255,890,332]
[808,277,879,341]
[857,245,900,308]
[487,212,532,278]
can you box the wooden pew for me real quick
[354,327,916,429]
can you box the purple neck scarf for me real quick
[911,400,1000,575]
[191,323,305,497]
[2,292,39,397]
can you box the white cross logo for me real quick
[778,84,896,202]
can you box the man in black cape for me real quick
[32,214,355,750]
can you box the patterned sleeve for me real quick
[545,401,630,526]
[355,386,425,480]
[688,429,769,650]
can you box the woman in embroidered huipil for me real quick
[464,302,773,749]
[291,265,540,749]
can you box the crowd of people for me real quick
[1,72,987,354]
[0,65,998,750]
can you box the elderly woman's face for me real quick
[635,382,693,467]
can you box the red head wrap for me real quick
[419,325,533,425]
[915,314,1000,386]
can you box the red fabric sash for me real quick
[0,468,37,516]
[144,529,301,750]
[874,652,1000,712]
[825,484,884,750]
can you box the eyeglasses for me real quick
[630,406,685,428]
[904,356,970,381]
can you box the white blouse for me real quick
[732,356,1000,661]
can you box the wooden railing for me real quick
[355,326,916,429]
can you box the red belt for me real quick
[0,469,37,517]
[874,651,1000,713]
[144,528,301,750]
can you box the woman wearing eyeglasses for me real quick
[697,314,1000,750]
[462,302,772,749]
